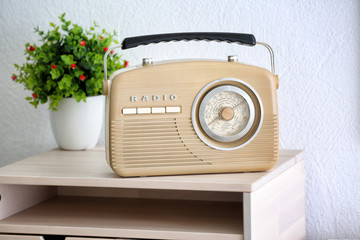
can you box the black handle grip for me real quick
[121,32,256,50]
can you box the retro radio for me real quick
[103,32,279,177]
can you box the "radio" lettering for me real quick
[130,94,177,102]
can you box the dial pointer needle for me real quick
[208,116,221,125]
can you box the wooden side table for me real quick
[0,147,305,240]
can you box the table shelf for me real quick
[0,196,243,240]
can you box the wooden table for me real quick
[0,146,305,240]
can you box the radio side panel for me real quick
[107,61,278,177]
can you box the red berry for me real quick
[103,47,108,52]
[71,64,76,69]
[51,64,57,69]
[80,40,86,46]
[11,75,16,81]
[110,50,114,55]
[124,60,129,68]
[32,93,37,99]
[28,45,35,52]
[80,75,85,81]
[100,36,104,40]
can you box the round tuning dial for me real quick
[198,85,255,143]
[192,78,263,150]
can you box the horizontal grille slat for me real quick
[111,141,206,146]
[114,132,197,137]
[115,156,278,163]
[111,119,192,126]
[112,148,278,156]
[115,160,276,169]
[112,131,277,137]
[112,128,195,133]
[111,153,277,160]
[111,135,201,141]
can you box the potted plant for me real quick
[12,13,128,150]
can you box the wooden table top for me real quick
[0,146,303,192]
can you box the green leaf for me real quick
[50,68,61,80]
[74,69,84,78]
[61,55,74,66]
[93,54,103,64]
[40,98,48,104]
[73,90,86,102]
[58,74,72,90]
[30,99,39,108]
[50,22,55,27]
[45,80,52,91]
[25,97,32,101]
[38,65,46,72]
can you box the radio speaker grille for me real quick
[110,116,278,175]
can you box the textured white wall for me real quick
[0,0,359,238]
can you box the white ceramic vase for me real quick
[49,95,105,150]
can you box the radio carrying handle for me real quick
[104,32,276,81]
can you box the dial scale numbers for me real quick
[196,83,257,145]
[204,91,250,137]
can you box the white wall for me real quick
[1,0,359,238]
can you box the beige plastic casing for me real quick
[104,60,279,177]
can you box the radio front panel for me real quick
[107,60,279,177]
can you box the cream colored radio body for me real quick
[103,33,279,177]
